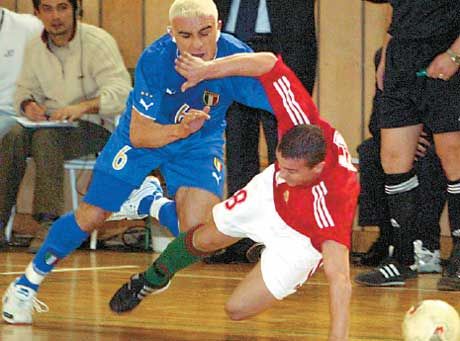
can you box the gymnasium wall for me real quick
[4,0,389,152]
[5,0,451,244]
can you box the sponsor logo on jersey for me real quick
[174,103,190,123]
[4,49,14,58]
[212,171,222,185]
[203,90,220,106]
[139,91,155,111]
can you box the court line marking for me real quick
[0,266,448,293]
[0,265,139,275]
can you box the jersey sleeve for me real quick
[131,52,164,120]
[228,76,273,113]
[312,177,359,251]
[258,55,320,137]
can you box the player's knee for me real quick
[193,232,222,253]
[191,222,227,253]
[436,146,460,179]
[75,203,109,232]
[224,301,248,321]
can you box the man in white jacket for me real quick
[0,7,42,139]
[0,0,131,252]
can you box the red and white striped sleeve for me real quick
[258,55,320,137]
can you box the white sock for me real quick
[25,263,45,286]
[150,197,173,220]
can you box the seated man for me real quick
[110,52,360,341]
[0,6,42,247]
[0,6,42,140]
[0,0,131,252]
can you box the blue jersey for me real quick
[94,33,272,197]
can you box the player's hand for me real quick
[175,52,210,92]
[376,58,386,91]
[23,101,48,121]
[414,131,430,160]
[426,52,459,81]
[51,104,85,122]
[178,106,210,138]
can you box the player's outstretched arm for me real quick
[175,52,277,92]
[322,240,351,341]
[130,106,210,148]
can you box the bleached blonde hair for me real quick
[169,0,218,22]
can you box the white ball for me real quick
[402,300,460,341]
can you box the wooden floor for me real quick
[0,249,458,341]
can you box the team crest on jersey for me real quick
[213,157,223,172]
[174,103,190,123]
[212,158,223,185]
[203,90,220,106]
[283,190,290,203]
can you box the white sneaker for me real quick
[413,240,442,274]
[2,279,49,324]
[108,176,164,221]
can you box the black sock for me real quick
[385,170,419,266]
[447,179,460,255]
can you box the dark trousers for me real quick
[0,121,110,226]
[225,104,277,195]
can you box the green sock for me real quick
[145,231,201,286]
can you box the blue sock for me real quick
[17,212,89,290]
[158,202,179,237]
[138,196,154,215]
[16,276,39,291]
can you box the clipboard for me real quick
[15,116,79,128]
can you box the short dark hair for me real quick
[277,124,326,167]
[32,0,79,14]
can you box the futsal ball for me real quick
[402,300,460,341]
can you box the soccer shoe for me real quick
[108,176,163,221]
[2,279,49,324]
[413,240,441,274]
[354,259,417,287]
[109,272,170,313]
[437,256,460,291]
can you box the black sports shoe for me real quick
[109,273,170,313]
[354,259,417,287]
[437,256,460,291]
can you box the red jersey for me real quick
[258,56,360,251]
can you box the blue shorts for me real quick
[160,154,225,198]
[93,131,225,199]
[83,170,138,212]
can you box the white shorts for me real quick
[213,165,323,300]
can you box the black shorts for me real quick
[379,33,460,133]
